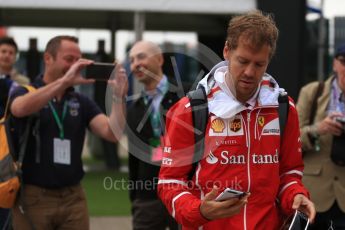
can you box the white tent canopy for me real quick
[0,0,256,14]
[0,0,256,57]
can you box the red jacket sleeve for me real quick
[278,97,310,216]
[158,97,209,228]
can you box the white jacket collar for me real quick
[196,61,286,119]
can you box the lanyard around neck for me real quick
[48,100,68,139]
[143,78,169,138]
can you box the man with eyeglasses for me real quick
[297,43,345,229]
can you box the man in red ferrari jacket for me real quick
[158,10,316,230]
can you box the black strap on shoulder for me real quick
[17,117,34,165]
[4,117,17,160]
[5,85,38,161]
[309,81,324,125]
[5,115,35,171]
[278,93,289,138]
[187,86,208,180]
[32,115,41,163]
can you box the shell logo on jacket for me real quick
[210,118,225,133]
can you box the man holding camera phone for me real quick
[158,11,315,229]
[9,35,128,230]
[297,43,345,229]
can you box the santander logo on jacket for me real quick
[158,61,308,230]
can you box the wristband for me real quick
[112,95,126,104]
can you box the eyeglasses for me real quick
[336,56,345,66]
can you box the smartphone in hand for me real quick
[84,62,116,81]
[215,188,247,201]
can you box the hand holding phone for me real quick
[200,186,249,220]
[84,62,116,81]
[215,188,247,201]
[334,116,345,132]
[335,116,345,128]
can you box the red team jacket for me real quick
[158,62,309,230]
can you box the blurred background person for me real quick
[0,36,30,230]
[0,36,29,86]
[296,42,345,230]
[0,36,30,116]
[127,40,190,230]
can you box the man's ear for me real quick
[157,53,164,66]
[43,52,52,65]
[223,44,230,60]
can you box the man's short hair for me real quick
[45,35,78,58]
[226,10,279,59]
[0,36,18,52]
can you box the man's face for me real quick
[46,40,81,79]
[0,44,17,71]
[334,55,345,92]
[223,38,271,103]
[129,42,163,85]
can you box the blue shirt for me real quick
[328,77,345,115]
[143,75,169,137]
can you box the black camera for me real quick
[335,117,345,132]
[84,62,116,81]
[335,116,345,124]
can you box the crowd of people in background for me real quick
[1,9,345,230]
[297,43,345,230]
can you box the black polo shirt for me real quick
[10,76,102,188]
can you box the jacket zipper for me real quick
[244,110,252,230]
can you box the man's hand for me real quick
[108,63,128,99]
[316,112,343,136]
[61,59,95,88]
[200,186,249,220]
[292,194,316,223]
[11,59,95,118]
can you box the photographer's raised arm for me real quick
[89,64,128,142]
[11,59,94,118]
[89,101,126,142]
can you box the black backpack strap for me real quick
[17,116,34,166]
[32,115,41,163]
[4,117,16,160]
[186,86,208,180]
[278,92,289,138]
[5,115,36,163]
